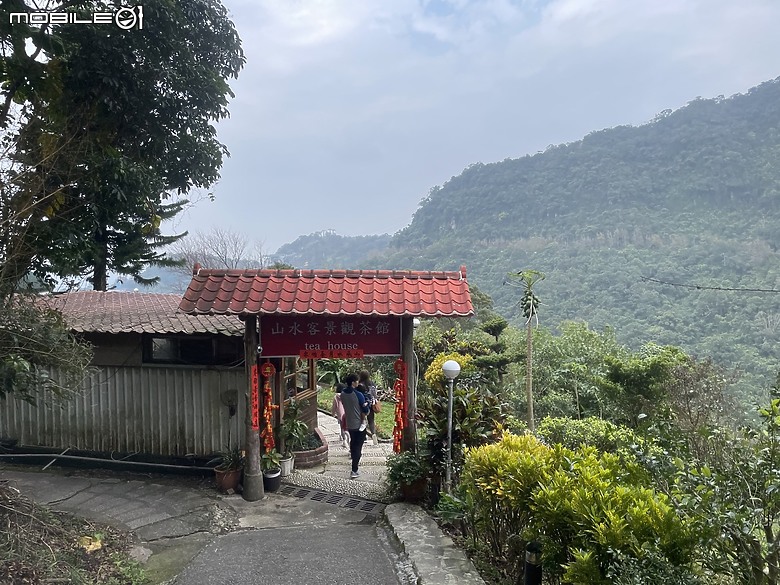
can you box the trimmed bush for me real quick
[459,432,698,583]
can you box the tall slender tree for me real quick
[506,270,544,431]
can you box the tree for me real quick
[0,295,92,404]
[530,321,625,420]
[171,227,267,272]
[604,343,688,426]
[1,0,245,290]
[166,227,268,290]
[660,399,780,584]
[505,270,544,431]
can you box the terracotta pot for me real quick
[214,467,242,493]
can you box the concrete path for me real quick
[0,411,484,584]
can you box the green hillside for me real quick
[276,78,780,392]
[274,230,392,269]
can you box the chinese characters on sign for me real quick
[250,365,260,431]
[259,315,401,357]
[299,349,364,359]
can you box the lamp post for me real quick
[442,359,461,494]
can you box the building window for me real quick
[143,335,243,366]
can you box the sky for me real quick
[173,0,780,255]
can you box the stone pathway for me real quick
[283,410,395,501]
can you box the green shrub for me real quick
[418,352,507,483]
[460,432,698,583]
[537,416,640,454]
[280,398,309,455]
[385,450,430,496]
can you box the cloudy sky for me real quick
[174,0,780,255]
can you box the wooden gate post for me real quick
[243,315,264,501]
[401,317,416,452]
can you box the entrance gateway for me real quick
[180,265,473,500]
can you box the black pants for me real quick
[348,429,367,472]
[367,409,376,435]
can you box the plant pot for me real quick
[214,467,243,493]
[280,455,294,477]
[263,468,282,492]
[400,478,428,503]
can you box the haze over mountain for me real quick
[275,77,780,392]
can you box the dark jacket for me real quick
[341,387,369,430]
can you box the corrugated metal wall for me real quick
[0,366,247,457]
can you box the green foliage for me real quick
[260,448,282,472]
[315,358,351,387]
[1,0,245,289]
[506,270,545,322]
[214,446,244,471]
[415,320,518,393]
[603,344,689,426]
[418,354,507,480]
[0,296,92,404]
[280,398,309,455]
[513,322,623,421]
[333,78,780,402]
[424,352,474,389]
[385,450,431,496]
[659,398,780,584]
[460,432,699,584]
[480,316,508,340]
[536,417,646,460]
[274,231,392,268]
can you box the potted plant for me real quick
[261,448,282,492]
[279,452,295,477]
[385,449,430,503]
[279,399,310,475]
[212,446,244,493]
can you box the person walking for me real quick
[341,373,370,479]
[359,369,380,445]
[331,383,349,449]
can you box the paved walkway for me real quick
[283,411,395,500]
[1,411,485,584]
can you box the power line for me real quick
[641,276,780,293]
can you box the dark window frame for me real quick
[142,334,243,366]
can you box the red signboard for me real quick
[259,315,401,358]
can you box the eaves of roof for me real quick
[47,291,244,336]
[179,265,474,318]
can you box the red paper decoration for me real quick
[392,358,408,453]
[259,361,278,451]
[251,365,260,430]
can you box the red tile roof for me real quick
[47,291,243,336]
[179,265,474,318]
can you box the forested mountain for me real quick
[278,78,780,395]
[273,230,392,269]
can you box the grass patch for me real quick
[317,387,395,439]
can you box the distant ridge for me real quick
[277,77,780,394]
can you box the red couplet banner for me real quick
[250,365,260,430]
[259,315,402,357]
